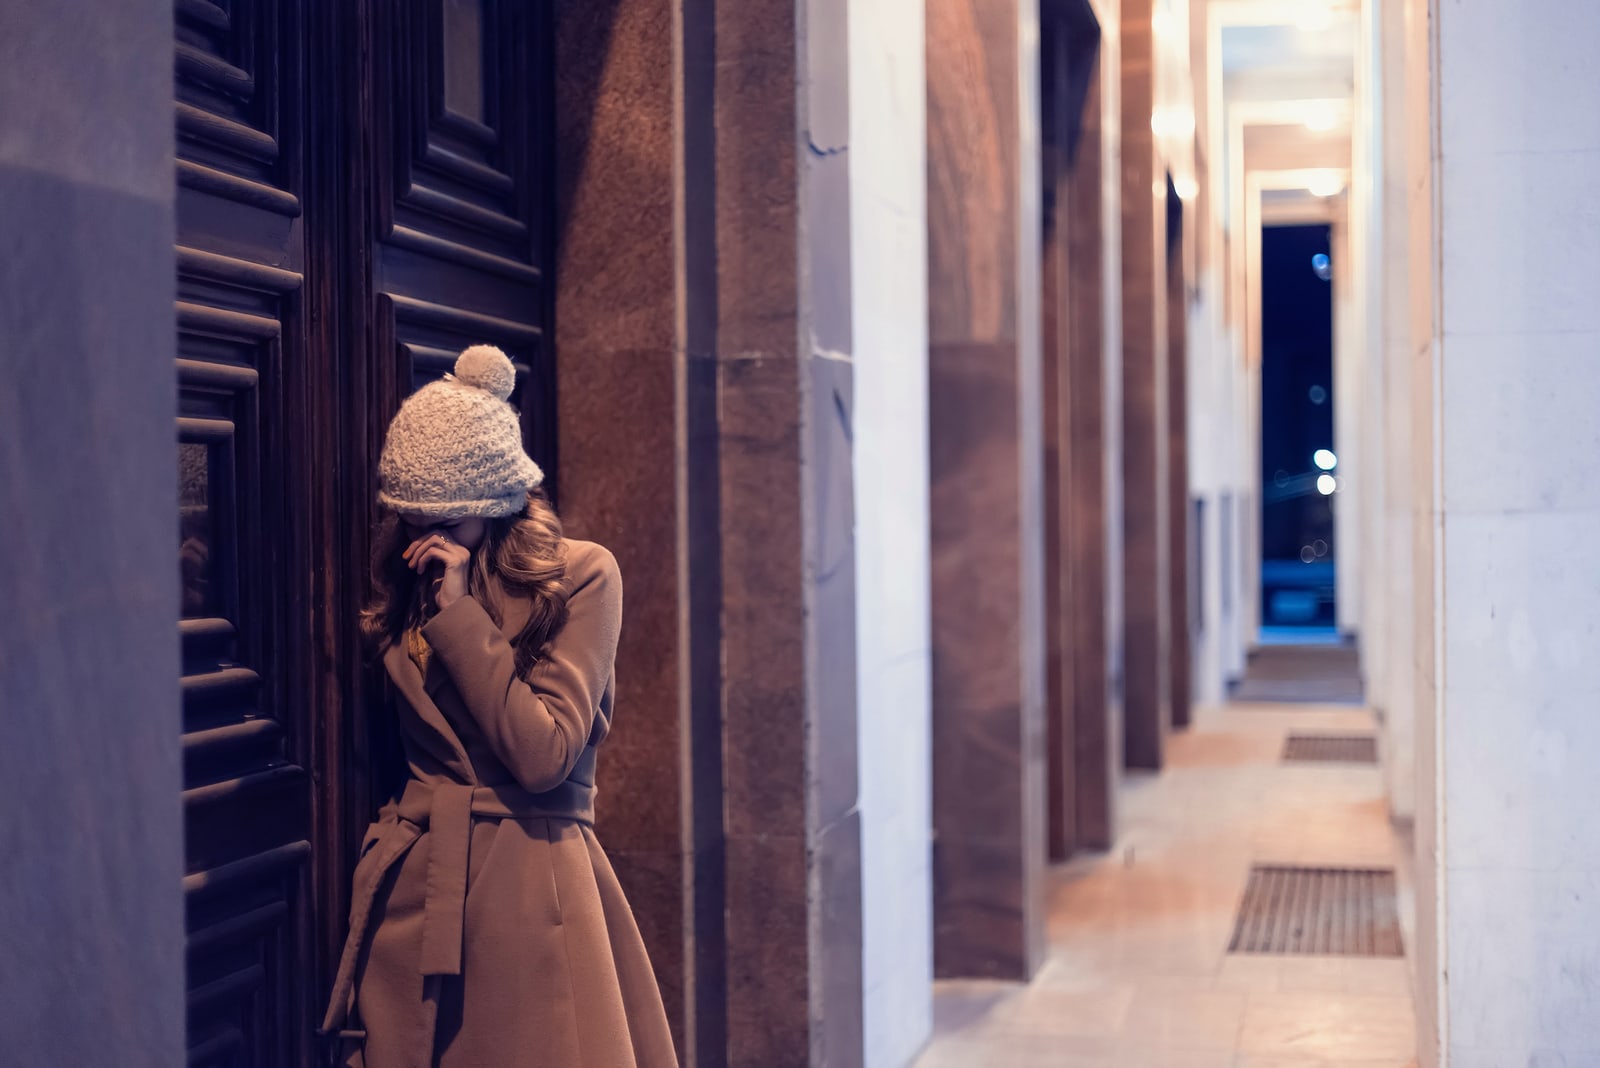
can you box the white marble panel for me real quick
[850,1,934,1065]
[1439,4,1600,157]
[1444,677,1600,872]
[1446,866,1600,1056]
[1438,149,1600,338]
[1441,510,1600,706]
[1382,513,1417,821]
[1441,331,1600,515]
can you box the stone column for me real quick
[1041,4,1078,861]
[554,1,863,1063]
[0,2,184,1064]
[1423,3,1600,1064]
[713,0,863,1062]
[553,2,724,1059]
[1042,0,1121,859]
[849,0,936,1061]
[927,0,1048,980]
[1118,0,1172,770]
[1080,0,1126,850]
[1167,185,1192,731]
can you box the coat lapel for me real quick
[386,581,536,777]
[384,643,473,778]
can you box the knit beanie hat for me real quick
[377,345,545,520]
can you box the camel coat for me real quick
[322,539,677,1068]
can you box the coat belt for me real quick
[319,776,596,1053]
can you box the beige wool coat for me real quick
[322,539,677,1068]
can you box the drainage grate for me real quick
[1282,734,1379,764]
[1228,865,1403,957]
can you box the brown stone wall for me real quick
[554,1,862,1062]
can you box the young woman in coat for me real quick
[321,345,678,1068]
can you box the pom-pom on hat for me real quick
[377,344,545,520]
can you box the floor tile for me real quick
[983,983,1137,1038]
[1121,987,1246,1049]
[1238,992,1417,1061]
[1236,1058,1418,1068]
[919,700,1420,1068]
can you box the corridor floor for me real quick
[916,700,1418,1067]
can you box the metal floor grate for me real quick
[1282,734,1379,764]
[1228,865,1403,957]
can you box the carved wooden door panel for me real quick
[364,0,556,480]
[174,2,554,1065]
[174,1,315,1065]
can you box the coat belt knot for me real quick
[319,774,597,1056]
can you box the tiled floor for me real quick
[916,702,1418,1068]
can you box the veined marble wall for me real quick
[1423,2,1600,1063]
[848,0,934,1064]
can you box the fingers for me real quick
[402,532,444,562]
[410,540,470,574]
[402,531,459,567]
[411,545,450,573]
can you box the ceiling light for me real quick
[1174,176,1200,200]
[1313,449,1337,470]
[1297,3,1334,32]
[1304,104,1339,132]
[1317,474,1338,496]
[1151,107,1196,140]
[1308,171,1345,197]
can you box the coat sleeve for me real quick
[421,545,621,794]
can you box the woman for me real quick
[321,345,677,1068]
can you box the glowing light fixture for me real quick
[1308,171,1346,197]
[1151,107,1196,140]
[1297,2,1334,31]
[1174,176,1199,200]
[1304,104,1339,133]
[1313,449,1337,470]
[1317,474,1338,496]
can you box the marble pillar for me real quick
[554,1,863,1063]
[1043,0,1120,859]
[1427,3,1600,1063]
[1118,0,1172,770]
[553,2,720,1058]
[0,2,184,1064]
[927,0,1048,980]
[1167,186,1192,731]
[1066,5,1121,851]
[1042,5,1077,861]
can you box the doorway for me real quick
[1258,223,1337,635]
[174,3,554,1062]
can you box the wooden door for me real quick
[176,1,315,1064]
[365,0,555,441]
[174,2,553,1064]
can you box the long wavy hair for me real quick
[361,489,570,677]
